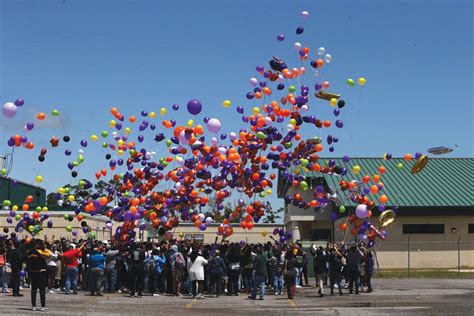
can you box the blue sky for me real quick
[0,0,472,212]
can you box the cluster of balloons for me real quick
[1,9,427,245]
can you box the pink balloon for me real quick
[207,118,222,133]
[2,102,17,118]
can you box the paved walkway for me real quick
[0,278,473,315]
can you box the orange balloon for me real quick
[370,185,379,195]
[129,116,136,123]
[379,195,389,204]
[99,196,108,206]
[373,174,380,182]
[25,195,34,203]
[378,166,386,174]
[22,204,29,211]
[36,112,46,120]
[404,153,412,161]
[339,223,347,231]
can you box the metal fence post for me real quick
[458,236,461,276]
[407,236,411,277]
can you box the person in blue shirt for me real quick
[144,248,166,296]
[88,248,105,296]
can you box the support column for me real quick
[292,221,301,241]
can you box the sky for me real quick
[0,0,472,213]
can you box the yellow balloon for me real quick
[261,231,268,237]
[90,134,98,141]
[160,107,167,116]
[58,187,65,194]
[252,107,260,115]
[352,165,361,175]
[186,119,194,128]
[36,175,43,183]
[117,149,123,156]
[42,207,48,212]
[117,140,124,147]
[294,167,301,175]
[266,189,272,195]
[109,120,116,128]
[358,77,366,86]
[330,98,337,107]
[289,118,296,126]
[68,195,75,202]
[125,127,131,135]
[222,100,231,108]
[149,111,156,118]
[12,205,19,211]
[179,232,184,238]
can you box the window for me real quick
[311,229,332,241]
[403,224,444,234]
[469,224,474,234]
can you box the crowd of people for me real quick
[0,234,375,311]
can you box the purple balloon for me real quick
[26,122,35,130]
[277,34,285,41]
[80,140,88,147]
[355,204,368,219]
[2,102,17,118]
[187,99,202,115]
[256,65,264,72]
[172,103,179,111]
[335,120,344,128]
[15,98,24,106]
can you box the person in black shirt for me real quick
[128,243,145,297]
[329,245,343,296]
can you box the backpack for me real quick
[174,253,185,269]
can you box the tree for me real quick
[261,201,283,224]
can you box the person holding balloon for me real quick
[62,241,86,295]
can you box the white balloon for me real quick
[301,104,309,112]
[324,54,332,63]
[211,137,218,145]
[318,47,326,55]
[294,42,302,50]
[249,77,258,86]
[78,149,84,154]
[229,132,237,141]
[286,124,295,131]
[301,11,309,18]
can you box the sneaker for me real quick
[117,290,122,293]
[32,307,37,311]
[48,290,55,294]
[153,294,160,297]
[40,307,48,312]
[334,284,339,289]
[296,285,302,288]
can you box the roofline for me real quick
[0,176,45,191]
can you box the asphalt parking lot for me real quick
[0,278,472,316]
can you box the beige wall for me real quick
[147,223,283,244]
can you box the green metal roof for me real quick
[283,158,474,208]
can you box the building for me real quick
[278,157,474,269]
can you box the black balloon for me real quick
[63,135,70,142]
[38,155,45,162]
[337,100,345,108]
[71,171,78,178]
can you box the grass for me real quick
[375,269,474,279]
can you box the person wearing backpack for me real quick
[170,245,186,296]
[144,248,166,296]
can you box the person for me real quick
[329,244,343,296]
[46,243,60,293]
[187,249,208,299]
[144,248,166,296]
[88,247,105,296]
[364,248,374,293]
[104,244,119,293]
[295,248,304,288]
[346,244,362,294]
[301,250,309,287]
[170,245,186,296]
[271,249,284,295]
[240,245,253,294]
[27,239,52,312]
[8,239,24,297]
[129,242,145,297]
[62,241,86,295]
[248,246,267,301]
[225,244,241,296]
[0,246,9,293]
[208,250,226,297]
[314,247,327,297]
[283,249,297,300]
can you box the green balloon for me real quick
[166,139,172,147]
[397,163,404,170]
[2,200,11,207]
[101,142,108,148]
[63,213,69,220]
[284,142,292,149]
[51,109,60,116]
[1,168,7,176]
[78,180,85,188]
[77,154,85,163]
[101,131,108,138]
[88,232,96,239]
[129,149,136,156]
[72,161,79,167]
[15,214,22,221]
[339,205,346,213]
[347,78,355,86]
[256,131,266,139]
[288,85,296,93]
[35,206,42,212]
[299,181,308,191]
[66,225,72,232]
[300,159,308,168]
[259,192,266,198]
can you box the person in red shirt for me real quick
[62,241,86,294]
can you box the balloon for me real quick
[206,118,222,133]
[2,102,17,118]
[160,107,167,116]
[330,98,337,107]
[51,109,60,116]
[277,34,285,41]
[347,78,355,86]
[35,175,43,183]
[352,165,361,174]
[317,47,326,55]
[324,54,332,63]
[36,112,46,120]
[15,98,24,106]
[301,10,309,18]
[187,99,202,115]
[358,77,366,86]
[222,100,231,108]
[355,204,368,218]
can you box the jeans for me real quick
[347,267,360,293]
[273,274,284,293]
[210,273,223,296]
[295,267,303,286]
[157,271,166,293]
[104,268,117,292]
[65,267,78,293]
[11,268,20,295]
[242,268,253,291]
[315,273,325,295]
[30,272,47,308]
[89,268,104,294]
[1,267,8,292]
[251,274,266,299]
[366,273,373,291]
[330,272,343,295]
[228,272,240,295]
[191,280,203,298]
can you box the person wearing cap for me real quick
[62,241,86,295]
[208,250,226,297]
[88,248,105,296]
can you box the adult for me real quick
[144,248,166,296]
[0,246,9,293]
[270,249,284,295]
[314,248,327,297]
[248,246,267,301]
[283,249,297,300]
[129,243,145,297]
[62,241,86,295]
[329,245,344,296]
[225,244,241,296]
[170,245,186,296]
[8,239,24,297]
[27,239,52,311]
[364,248,374,293]
[46,243,60,293]
[187,249,208,299]
[88,248,105,296]
[104,244,119,293]
[346,245,362,294]
[208,250,226,297]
